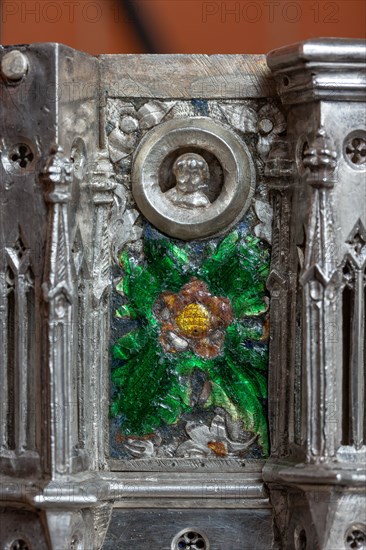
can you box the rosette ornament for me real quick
[154,278,233,359]
[111,229,270,455]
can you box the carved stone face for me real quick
[172,152,209,194]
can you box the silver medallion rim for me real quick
[131,117,256,240]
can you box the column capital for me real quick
[267,38,366,104]
[41,145,72,203]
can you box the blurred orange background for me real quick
[1,0,365,54]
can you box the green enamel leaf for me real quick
[115,304,136,319]
[118,249,131,273]
[155,371,192,425]
[110,400,120,417]
[227,339,268,377]
[201,232,269,317]
[207,352,269,455]
[201,231,240,295]
[111,339,192,436]
[116,279,125,295]
[204,381,239,421]
[213,231,240,259]
[143,238,190,291]
[233,294,268,318]
[126,266,161,317]
[226,321,263,343]
[229,240,269,317]
[173,353,212,376]
[112,327,149,361]
[169,242,190,265]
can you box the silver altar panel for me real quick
[0,38,365,550]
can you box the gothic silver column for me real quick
[264,38,366,550]
[0,43,114,550]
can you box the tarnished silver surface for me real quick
[1,49,28,81]
[0,39,365,549]
[264,38,366,550]
[99,54,275,99]
[103,509,273,549]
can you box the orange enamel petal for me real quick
[181,278,210,301]
[207,441,228,457]
[193,336,221,359]
[208,296,233,327]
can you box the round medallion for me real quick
[132,117,255,239]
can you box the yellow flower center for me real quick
[175,303,210,338]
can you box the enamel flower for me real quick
[154,278,233,359]
[176,415,257,458]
